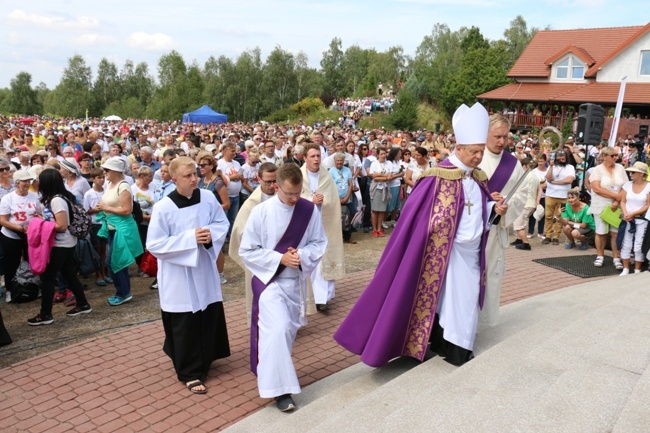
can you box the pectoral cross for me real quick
[465,200,473,215]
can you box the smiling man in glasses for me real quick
[230,163,279,327]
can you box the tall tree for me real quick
[149,50,190,121]
[94,58,120,113]
[441,31,510,115]
[321,37,344,98]
[7,72,40,114]
[295,51,323,102]
[186,62,205,110]
[413,24,467,104]
[51,55,94,117]
[261,46,297,114]
[340,45,370,96]
[503,15,539,68]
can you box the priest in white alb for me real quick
[300,142,345,312]
[239,163,327,412]
[478,114,527,329]
[335,103,508,367]
[146,157,231,395]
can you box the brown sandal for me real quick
[186,380,207,394]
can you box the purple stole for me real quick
[249,198,314,375]
[487,151,517,194]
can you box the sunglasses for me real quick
[0,167,9,173]
[198,163,212,168]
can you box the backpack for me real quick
[132,199,143,224]
[118,181,143,224]
[59,195,92,239]
[75,237,102,277]
[10,261,40,303]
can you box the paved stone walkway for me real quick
[0,241,611,432]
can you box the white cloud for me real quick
[8,32,20,44]
[127,32,176,50]
[8,9,99,30]
[74,33,116,46]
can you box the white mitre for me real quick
[452,102,489,145]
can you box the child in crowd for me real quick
[83,168,109,286]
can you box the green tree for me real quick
[50,55,94,117]
[94,58,120,113]
[295,51,323,101]
[340,45,369,96]
[7,72,40,114]
[391,87,418,130]
[441,31,511,115]
[149,50,190,121]
[261,46,297,114]
[203,55,234,115]
[34,82,50,115]
[503,15,540,69]
[413,24,467,104]
[321,37,345,97]
[229,48,264,122]
[186,62,205,109]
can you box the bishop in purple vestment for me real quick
[334,103,508,367]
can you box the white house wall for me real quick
[598,31,650,83]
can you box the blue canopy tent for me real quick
[182,105,228,124]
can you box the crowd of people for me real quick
[1,109,648,408]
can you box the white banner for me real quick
[608,76,627,147]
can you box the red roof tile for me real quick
[509,25,644,78]
[479,82,650,105]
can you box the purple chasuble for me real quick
[333,159,491,367]
[487,151,517,194]
[249,198,314,375]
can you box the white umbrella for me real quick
[104,115,122,121]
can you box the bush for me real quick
[264,107,295,124]
[290,97,325,116]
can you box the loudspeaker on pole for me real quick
[576,103,604,145]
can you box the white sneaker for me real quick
[537,234,546,240]
[219,273,227,285]
[381,222,389,229]
[526,234,533,239]
[620,268,630,276]
[634,269,641,274]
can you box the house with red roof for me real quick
[479,22,650,138]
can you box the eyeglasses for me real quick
[277,184,301,197]
[261,179,277,186]
[0,167,9,173]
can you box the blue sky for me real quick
[1,0,647,88]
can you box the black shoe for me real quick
[552,239,559,245]
[27,313,54,326]
[515,243,531,250]
[66,304,92,316]
[316,303,330,312]
[542,238,552,245]
[510,239,523,246]
[276,394,296,412]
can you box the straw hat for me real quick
[625,161,648,174]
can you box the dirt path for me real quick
[0,228,389,369]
